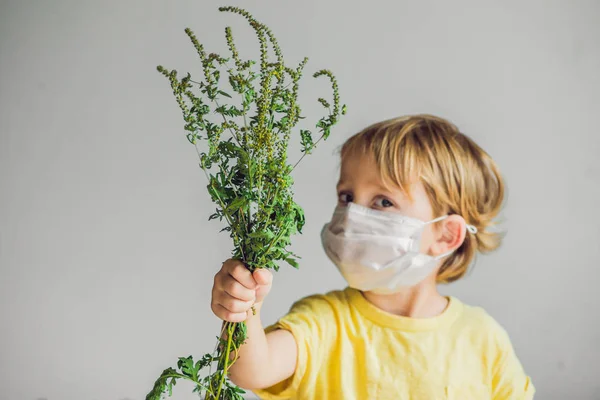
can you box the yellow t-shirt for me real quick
[253,288,534,400]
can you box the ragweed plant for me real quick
[146,6,345,400]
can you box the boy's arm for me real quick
[211,260,298,390]
[491,329,535,400]
[227,305,298,390]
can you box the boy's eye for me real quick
[375,197,394,208]
[338,192,353,204]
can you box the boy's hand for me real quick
[211,259,273,322]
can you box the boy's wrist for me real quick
[249,301,264,318]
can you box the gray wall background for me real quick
[1,0,599,399]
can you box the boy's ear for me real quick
[431,215,467,256]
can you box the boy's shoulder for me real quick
[455,298,505,327]
[289,288,352,312]
[270,289,351,337]
[452,297,513,348]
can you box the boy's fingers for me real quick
[227,261,257,290]
[223,279,256,302]
[211,303,247,323]
[219,295,254,313]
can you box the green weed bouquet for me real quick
[147,7,345,400]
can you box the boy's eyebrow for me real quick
[336,179,402,196]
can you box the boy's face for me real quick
[336,153,439,256]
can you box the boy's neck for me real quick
[362,278,448,318]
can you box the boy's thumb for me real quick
[253,268,273,287]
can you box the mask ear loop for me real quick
[429,215,478,234]
[466,224,478,234]
[428,215,448,224]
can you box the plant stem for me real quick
[215,322,236,399]
[291,134,325,171]
[258,218,293,264]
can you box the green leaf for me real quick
[177,355,196,378]
[226,197,246,212]
[145,367,183,400]
[300,129,313,152]
[196,353,215,370]
[208,211,222,221]
[285,258,299,268]
[218,90,232,98]
[244,90,254,105]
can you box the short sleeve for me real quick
[490,326,535,400]
[252,294,337,400]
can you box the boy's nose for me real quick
[349,197,371,209]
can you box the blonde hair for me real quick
[340,114,505,283]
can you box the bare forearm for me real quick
[227,309,270,386]
[227,307,297,390]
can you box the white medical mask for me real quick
[320,203,477,294]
